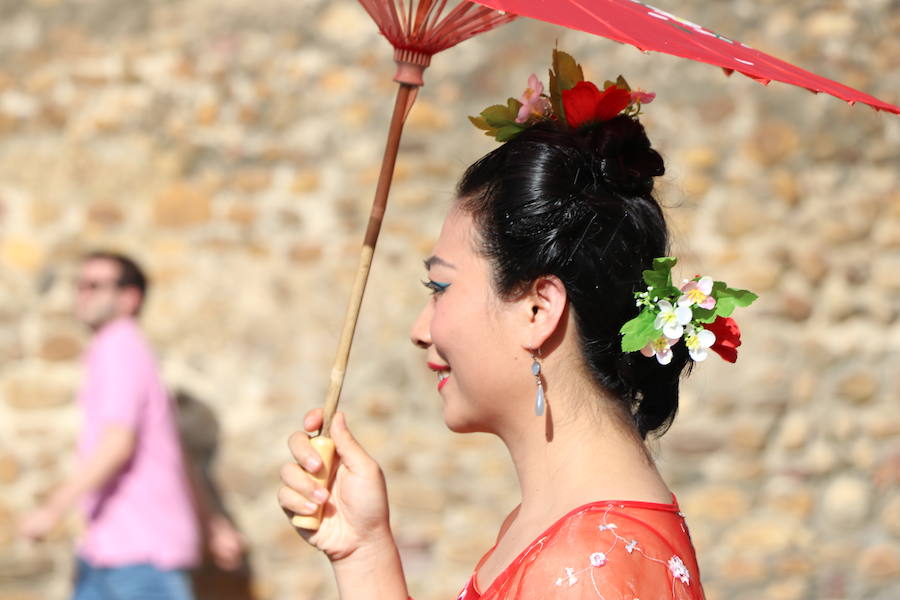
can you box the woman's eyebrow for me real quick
[424,256,456,270]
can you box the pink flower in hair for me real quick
[678,276,716,310]
[630,89,656,105]
[516,74,551,123]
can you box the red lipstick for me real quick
[428,362,450,391]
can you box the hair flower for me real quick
[705,316,742,363]
[516,74,551,124]
[620,257,758,365]
[683,324,716,362]
[655,299,692,339]
[630,89,656,105]
[470,49,654,142]
[641,334,676,365]
[561,81,632,128]
[678,276,716,309]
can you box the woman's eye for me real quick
[421,279,450,296]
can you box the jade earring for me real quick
[531,351,544,416]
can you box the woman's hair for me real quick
[457,116,690,439]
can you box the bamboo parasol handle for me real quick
[292,82,417,531]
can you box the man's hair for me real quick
[83,251,149,312]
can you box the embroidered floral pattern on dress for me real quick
[590,552,608,567]
[667,556,690,585]
[555,567,580,587]
[551,505,693,598]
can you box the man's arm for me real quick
[20,425,135,540]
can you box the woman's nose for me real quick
[409,301,432,349]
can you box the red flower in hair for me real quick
[561,81,632,128]
[705,317,742,363]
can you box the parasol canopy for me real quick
[471,0,899,114]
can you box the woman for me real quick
[278,52,753,599]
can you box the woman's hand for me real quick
[279,410,392,562]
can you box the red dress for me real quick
[454,498,704,600]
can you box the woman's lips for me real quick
[428,362,451,391]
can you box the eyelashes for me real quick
[421,279,450,295]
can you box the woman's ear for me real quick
[519,275,567,350]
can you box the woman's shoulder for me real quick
[506,500,703,600]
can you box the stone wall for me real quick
[1,1,898,599]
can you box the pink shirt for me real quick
[76,317,199,569]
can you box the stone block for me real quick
[86,202,125,226]
[764,577,807,600]
[745,120,798,166]
[0,238,44,273]
[718,553,768,582]
[822,475,871,528]
[0,453,21,485]
[3,376,71,410]
[857,543,900,580]
[683,485,749,522]
[292,171,320,194]
[38,333,82,361]
[775,412,810,451]
[835,370,879,405]
[152,183,212,227]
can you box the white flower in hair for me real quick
[684,324,716,362]
[641,335,676,365]
[654,299,692,339]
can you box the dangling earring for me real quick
[531,350,545,417]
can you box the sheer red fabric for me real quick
[454,498,704,600]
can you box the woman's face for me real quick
[410,208,531,433]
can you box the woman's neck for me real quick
[498,379,672,524]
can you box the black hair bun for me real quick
[583,116,664,196]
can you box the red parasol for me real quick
[472,0,899,114]
[293,0,897,531]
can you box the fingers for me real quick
[279,462,329,504]
[304,408,323,433]
[277,484,320,516]
[281,410,334,523]
[287,430,323,475]
[329,412,377,476]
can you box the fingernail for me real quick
[313,488,328,503]
[305,457,321,471]
[304,501,317,512]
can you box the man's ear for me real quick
[519,275,567,350]
[118,287,143,317]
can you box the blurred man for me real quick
[19,251,240,600]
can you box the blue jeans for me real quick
[73,558,194,600]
